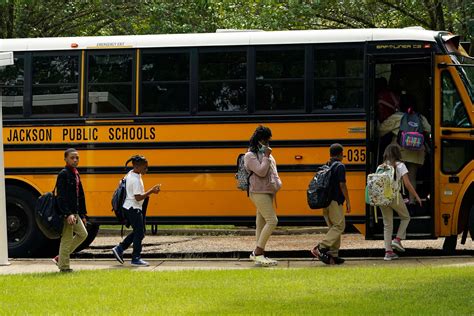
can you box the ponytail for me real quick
[125,155,147,167]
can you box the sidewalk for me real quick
[1,256,474,275]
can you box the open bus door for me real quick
[365,48,435,240]
[433,53,474,253]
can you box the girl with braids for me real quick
[244,125,282,266]
[112,155,161,266]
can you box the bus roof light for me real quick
[423,43,431,49]
[71,43,79,48]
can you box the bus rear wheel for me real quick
[6,186,49,257]
[74,222,100,253]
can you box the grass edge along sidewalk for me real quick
[1,266,473,315]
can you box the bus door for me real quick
[365,51,435,240]
[433,54,474,240]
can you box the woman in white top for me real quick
[112,155,161,266]
[380,144,422,261]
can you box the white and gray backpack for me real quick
[235,153,253,196]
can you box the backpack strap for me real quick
[246,171,253,197]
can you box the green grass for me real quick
[1,266,473,315]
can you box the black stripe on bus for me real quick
[5,164,366,175]
[3,112,366,127]
[3,139,366,151]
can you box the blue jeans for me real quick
[119,207,145,260]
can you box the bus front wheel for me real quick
[6,186,48,257]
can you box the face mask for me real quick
[258,142,268,153]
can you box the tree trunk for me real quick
[433,0,446,31]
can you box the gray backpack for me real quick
[235,153,253,196]
[398,112,424,150]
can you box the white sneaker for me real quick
[384,252,399,261]
[249,252,256,261]
[264,257,278,266]
[254,255,272,267]
[391,239,406,252]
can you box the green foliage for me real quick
[0,0,472,39]
[0,266,474,314]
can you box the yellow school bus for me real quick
[0,28,472,257]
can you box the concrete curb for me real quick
[98,227,329,236]
[1,257,474,275]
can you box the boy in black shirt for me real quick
[312,143,351,264]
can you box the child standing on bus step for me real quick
[244,125,282,267]
[112,155,161,266]
[379,95,431,205]
[379,144,422,261]
[311,143,351,265]
[52,148,88,273]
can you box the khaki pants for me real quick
[380,193,411,251]
[249,193,278,249]
[320,201,345,257]
[58,214,88,270]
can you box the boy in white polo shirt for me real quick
[112,155,161,266]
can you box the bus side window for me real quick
[198,50,247,112]
[32,53,80,115]
[0,54,24,117]
[314,47,364,111]
[255,47,304,112]
[141,50,190,114]
[87,51,133,115]
[441,71,472,128]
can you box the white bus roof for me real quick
[0,28,441,52]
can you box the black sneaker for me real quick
[60,268,73,273]
[314,245,335,265]
[333,257,345,265]
[112,246,124,264]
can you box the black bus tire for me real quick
[442,235,457,255]
[73,222,100,253]
[6,186,49,258]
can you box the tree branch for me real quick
[378,0,432,28]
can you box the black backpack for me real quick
[307,161,340,209]
[111,178,128,225]
[35,188,63,239]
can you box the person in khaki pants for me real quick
[52,148,88,272]
[244,125,282,267]
[311,143,351,265]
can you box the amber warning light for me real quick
[71,43,79,48]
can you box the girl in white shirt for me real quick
[380,144,422,261]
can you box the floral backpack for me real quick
[365,163,400,207]
[235,153,253,196]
